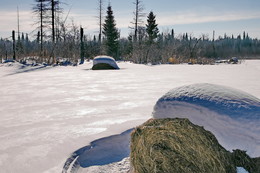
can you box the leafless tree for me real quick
[131,0,145,42]
[33,0,49,53]
[97,0,104,43]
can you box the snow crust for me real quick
[153,83,260,157]
[93,56,119,69]
[0,60,260,172]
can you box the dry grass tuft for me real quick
[130,118,258,173]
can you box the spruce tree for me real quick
[146,11,159,44]
[102,5,119,58]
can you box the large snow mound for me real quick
[92,55,119,69]
[153,83,260,157]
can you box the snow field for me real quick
[0,60,259,172]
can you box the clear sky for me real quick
[1,0,260,40]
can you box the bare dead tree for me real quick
[97,0,104,43]
[33,0,49,54]
[12,30,16,60]
[50,0,55,42]
[188,37,202,59]
[49,0,64,42]
[131,0,145,42]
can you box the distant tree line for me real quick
[1,0,260,65]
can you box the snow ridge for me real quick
[156,83,260,120]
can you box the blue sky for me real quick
[1,0,260,40]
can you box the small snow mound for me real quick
[153,83,260,157]
[92,55,119,70]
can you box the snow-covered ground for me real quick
[0,60,259,173]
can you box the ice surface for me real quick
[0,60,260,172]
[153,83,260,157]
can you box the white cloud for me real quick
[157,11,260,26]
[1,8,260,38]
[67,10,133,35]
[0,10,33,33]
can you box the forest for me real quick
[1,0,260,65]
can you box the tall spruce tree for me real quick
[146,11,159,44]
[102,5,119,58]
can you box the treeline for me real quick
[0,0,260,65]
[1,30,260,64]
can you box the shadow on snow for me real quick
[62,128,133,173]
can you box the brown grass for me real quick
[130,118,259,173]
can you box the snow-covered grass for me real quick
[153,83,260,157]
[0,60,259,173]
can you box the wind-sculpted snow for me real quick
[153,83,260,157]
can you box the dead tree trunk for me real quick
[12,30,16,60]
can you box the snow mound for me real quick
[153,83,260,157]
[92,55,119,70]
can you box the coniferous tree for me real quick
[102,5,119,58]
[146,11,159,44]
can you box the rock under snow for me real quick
[152,83,260,157]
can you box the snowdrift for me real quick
[62,129,133,172]
[153,83,260,157]
[92,56,119,70]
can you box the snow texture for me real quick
[153,83,260,157]
[93,56,119,69]
[0,60,260,172]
